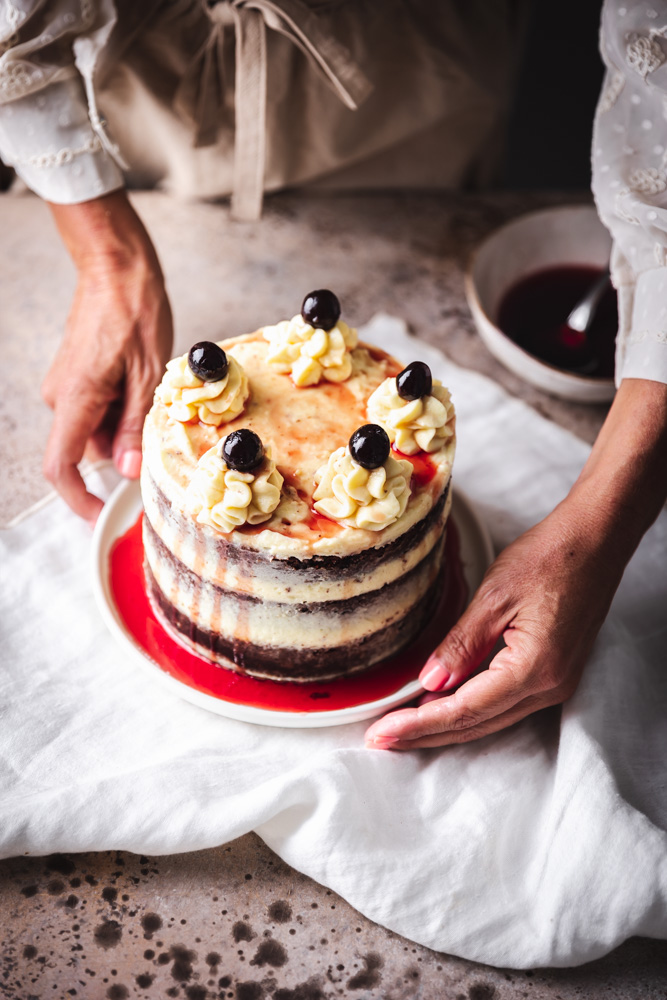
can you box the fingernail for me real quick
[420,661,450,691]
[365,737,398,750]
[86,519,97,532]
[118,450,142,479]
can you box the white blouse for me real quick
[0,0,124,201]
[593,0,667,385]
[1,0,667,386]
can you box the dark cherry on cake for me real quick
[349,423,390,469]
[301,289,341,331]
[222,429,264,472]
[188,341,229,382]
[396,361,432,401]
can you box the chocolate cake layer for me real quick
[146,559,442,681]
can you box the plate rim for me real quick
[91,480,494,728]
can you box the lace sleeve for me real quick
[592,0,667,385]
[0,0,123,203]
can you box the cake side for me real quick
[144,531,447,681]
[142,488,450,678]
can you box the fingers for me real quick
[43,386,106,522]
[419,580,511,692]
[86,400,123,462]
[111,371,153,479]
[366,650,534,748]
[367,696,554,750]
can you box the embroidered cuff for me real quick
[618,267,667,385]
[0,75,123,203]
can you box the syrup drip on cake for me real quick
[399,450,437,489]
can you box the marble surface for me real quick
[1,190,665,997]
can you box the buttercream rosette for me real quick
[156,352,249,426]
[187,442,283,533]
[367,377,455,455]
[313,447,412,531]
[263,314,358,387]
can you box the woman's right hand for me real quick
[42,192,173,523]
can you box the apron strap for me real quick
[230,0,372,221]
[231,5,267,221]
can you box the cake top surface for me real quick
[143,330,455,558]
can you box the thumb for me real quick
[112,377,153,479]
[420,587,507,692]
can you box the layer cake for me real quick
[141,294,456,682]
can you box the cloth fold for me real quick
[1,316,666,968]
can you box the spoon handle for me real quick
[566,265,611,334]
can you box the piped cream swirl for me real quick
[367,378,455,455]
[156,352,249,426]
[187,443,283,533]
[263,314,358,386]
[313,447,412,531]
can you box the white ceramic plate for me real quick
[92,480,493,728]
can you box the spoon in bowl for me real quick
[541,265,611,375]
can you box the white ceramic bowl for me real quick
[465,205,615,403]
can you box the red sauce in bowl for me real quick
[497,265,617,378]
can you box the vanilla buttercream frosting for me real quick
[262,314,358,386]
[367,378,455,455]
[156,352,249,426]
[187,442,283,533]
[313,447,412,531]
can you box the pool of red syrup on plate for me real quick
[109,512,467,712]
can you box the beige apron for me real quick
[93,0,526,219]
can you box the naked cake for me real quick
[141,290,456,682]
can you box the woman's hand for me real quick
[365,378,667,751]
[42,192,173,522]
[365,498,624,750]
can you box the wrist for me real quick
[48,190,162,279]
[564,378,667,556]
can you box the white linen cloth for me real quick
[1,316,666,969]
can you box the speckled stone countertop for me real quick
[1,190,665,998]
